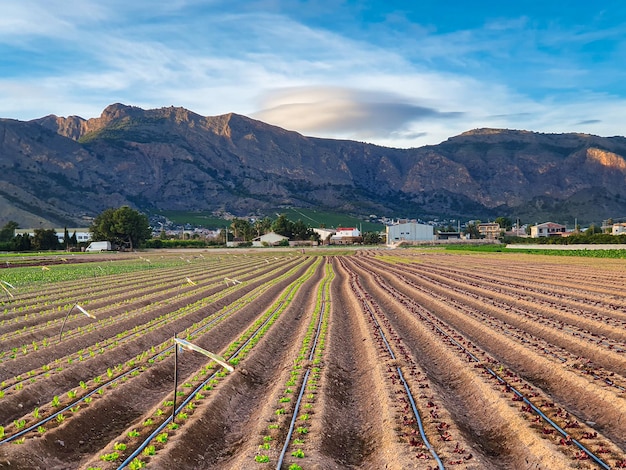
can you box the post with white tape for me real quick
[59,303,96,341]
[171,336,234,423]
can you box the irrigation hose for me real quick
[275,368,311,469]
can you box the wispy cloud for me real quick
[253,87,463,138]
[1,1,626,147]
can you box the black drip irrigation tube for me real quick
[347,266,445,470]
[275,277,330,469]
[1,280,237,395]
[439,324,611,470]
[367,263,612,470]
[0,290,251,446]
[117,283,299,469]
[0,357,161,446]
[275,368,311,469]
[364,303,445,470]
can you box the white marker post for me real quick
[0,280,15,301]
[172,336,233,423]
[224,277,242,286]
[59,304,96,341]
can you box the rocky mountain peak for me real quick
[99,103,141,120]
[32,114,87,140]
[5,103,626,227]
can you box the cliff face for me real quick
[2,104,626,227]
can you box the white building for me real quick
[478,222,501,240]
[15,228,92,244]
[530,222,567,238]
[336,227,360,237]
[386,222,434,244]
[330,227,362,244]
[252,232,289,247]
[612,223,626,235]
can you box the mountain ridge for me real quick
[2,103,625,227]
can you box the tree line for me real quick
[0,207,359,251]
[0,222,74,251]
[0,206,152,252]
[228,214,319,242]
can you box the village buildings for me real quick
[386,222,434,244]
[530,222,567,238]
[14,228,92,244]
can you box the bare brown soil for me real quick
[0,249,625,469]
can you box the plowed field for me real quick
[0,249,624,469]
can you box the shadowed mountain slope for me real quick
[1,103,625,226]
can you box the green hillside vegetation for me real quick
[156,208,384,232]
[445,242,626,258]
[156,211,230,228]
[270,208,383,232]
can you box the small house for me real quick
[252,232,289,247]
[530,222,567,238]
[478,223,501,240]
[612,223,626,235]
[330,227,362,245]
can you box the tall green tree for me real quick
[11,233,31,251]
[494,217,513,231]
[363,231,382,244]
[230,218,253,241]
[253,217,272,237]
[272,214,293,238]
[290,219,319,241]
[32,229,60,251]
[464,221,481,239]
[291,219,309,240]
[90,206,152,250]
[63,227,70,249]
[0,221,18,242]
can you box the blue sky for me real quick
[2,1,626,148]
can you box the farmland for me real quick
[0,249,625,469]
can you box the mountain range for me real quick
[2,103,626,228]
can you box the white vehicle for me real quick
[85,241,112,252]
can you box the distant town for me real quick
[6,211,625,252]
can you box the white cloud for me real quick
[2,2,626,148]
[252,86,462,141]
[0,1,109,41]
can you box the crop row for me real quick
[0,256,310,431]
[93,257,323,470]
[351,253,625,468]
[0,255,279,335]
[0,255,298,370]
[253,260,334,469]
